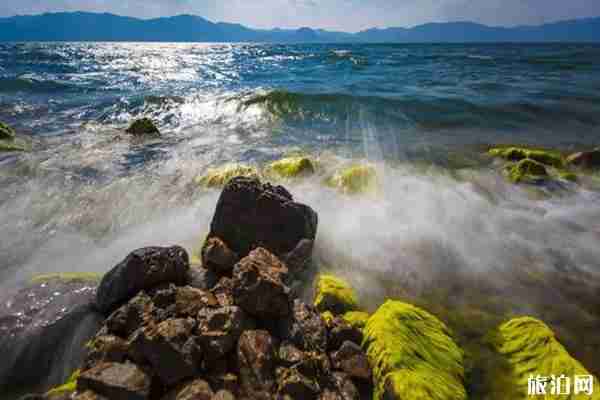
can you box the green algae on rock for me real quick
[314,274,359,315]
[363,300,466,400]
[505,158,548,183]
[489,146,564,168]
[325,164,379,195]
[342,310,370,330]
[30,272,102,285]
[45,369,80,397]
[264,156,316,180]
[491,317,600,400]
[0,121,16,140]
[195,164,259,188]
[0,139,27,152]
[125,118,160,136]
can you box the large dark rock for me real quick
[278,299,328,353]
[96,246,189,314]
[330,341,371,381]
[208,176,318,259]
[129,318,199,385]
[237,330,278,397]
[0,277,103,392]
[232,248,291,318]
[161,378,214,400]
[78,362,151,400]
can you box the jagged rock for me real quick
[125,118,160,137]
[327,317,363,351]
[201,237,239,274]
[96,246,189,314]
[208,176,318,259]
[210,277,235,307]
[278,299,328,353]
[84,334,129,369]
[105,292,155,338]
[278,341,305,367]
[197,305,255,361]
[129,318,199,385]
[186,266,218,291]
[174,286,219,317]
[330,341,371,381]
[237,330,278,397]
[161,378,214,400]
[566,148,600,169]
[232,248,291,318]
[327,372,360,400]
[78,362,151,400]
[0,277,102,391]
[276,367,320,400]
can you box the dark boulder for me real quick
[96,246,189,314]
[186,266,218,291]
[278,299,328,353]
[327,317,363,351]
[196,305,255,361]
[330,341,371,381]
[125,118,160,137]
[232,248,290,318]
[201,237,239,274]
[161,378,214,400]
[105,292,155,338]
[78,362,151,400]
[207,176,318,259]
[276,367,320,400]
[129,318,199,385]
[237,330,278,397]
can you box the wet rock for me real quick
[276,367,320,400]
[125,118,160,137]
[197,305,255,361]
[78,362,151,400]
[330,341,371,381]
[174,286,219,317]
[210,277,235,307]
[237,330,278,396]
[278,300,328,353]
[84,334,129,368]
[278,341,305,367]
[566,148,600,169]
[201,237,239,274]
[0,121,16,140]
[129,318,199,385]
[161,378,214,400]
[208,176,318,258]
[96,246,189,314]
[105,292,155,338]
[232,248,291,318]
[326,372,360,400]
[187,266,218,291]
[0,277,102,390]
[206,373,239,395]
[327,317,363,351]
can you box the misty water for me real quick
[1,42,600,393]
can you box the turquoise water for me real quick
[1,43,600,383]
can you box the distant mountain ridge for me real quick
[1,12,600,42]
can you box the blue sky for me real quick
[1,0,600,32]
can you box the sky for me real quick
[1,0,600,32]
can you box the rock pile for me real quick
[36,177,370,400]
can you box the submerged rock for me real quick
[325,164,379,195]
[363,300,466,400]
[566,148,600,169]
[125,118,160,137]
[208,176,318,259]
[314,274,359,315]
[265,156,316,180]
[195,164,259,189]
[491,317,600,399]
[96,246,189,314]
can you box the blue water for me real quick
[1,43,600,385]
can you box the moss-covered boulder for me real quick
[491,317,600,400]
[0,121,16,140]
[325,164,379,195]
[125,118,160,136]
[195,164,259,189]
[264,156,316,180]
[363,300,466,400]
[342,311,370,330]
[505,158,548,183]
[489,146,564,168]
[45,369,80,398]
[314,274,359,315]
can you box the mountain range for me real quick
[1,12,600,42]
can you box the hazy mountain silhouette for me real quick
[1,12,599,42]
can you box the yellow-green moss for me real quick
[491,317,600,400]
[489,146,564,168]
[321,311,335,327]
[264,156,316,180]
[325,164,379,195]
[506,158,548,183]
[0,138,27,152]
[30,272,102,284]
[195,164,259,188]
[363,300,466,400]
[314,274,359,315]
[0,121,16,140]
[125,118,160,136]
[342,311,370,330]
[46,369,80,397]
[558,170,578,182]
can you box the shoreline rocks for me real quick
[125,118,160,137]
